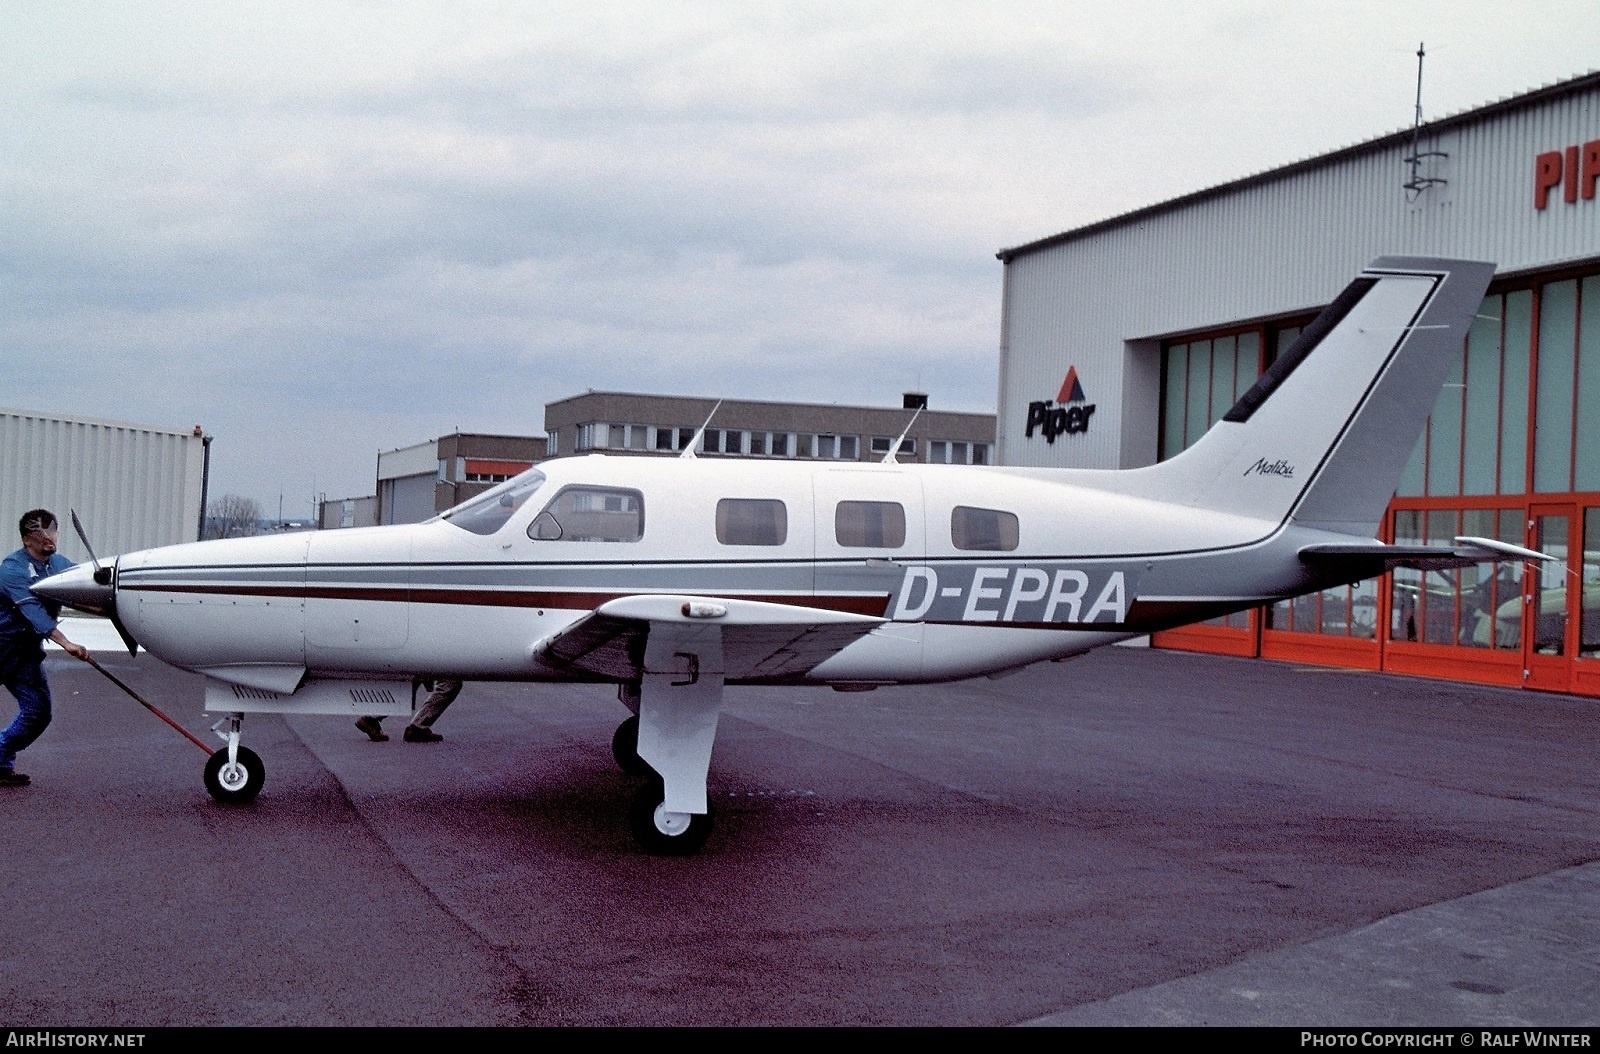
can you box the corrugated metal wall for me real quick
[0,409,206,562]
[999,78,1600,469]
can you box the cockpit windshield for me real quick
[435,468,548,536]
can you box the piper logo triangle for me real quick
[1026,367,1096,443]
[1057,365,1087,404]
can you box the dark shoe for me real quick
[355,716,389,742]
[0,771,31,787]
[403,725,443,743]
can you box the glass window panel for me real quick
[1209,334,1237,428]
[1534,280,1577,493]
[442,470,547,536]
[716,499,787,546]
[951,442,969,464]
[1350,577,1377,640]
[1531,514,1570,655]
[1272,325,1301,368]
[1292,593,1319,632]
[1462,303,1503,495]
[972,444,988,466]
[1421,509,1461,644]
[1500,291,1533,494]
[1235,332,1261,401]
[1162,344,1189,461]
[1582,508,1600,659]
[1457,508,1511,649]
[817,435,836,459]
[835,501,906,548]
[794,434,813,458]
[1575,277,1600,492]
[1184,340,1212,448]
[839,436,857,460]
[1266,598,1292,630]
[528,486,643,542]
[1426,352,1464,497]
[1391,510,1423,641]
[1318,586,1350,635]
[951,507,1019,551]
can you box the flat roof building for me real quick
[372,432,548,526]
[543,391,995,467]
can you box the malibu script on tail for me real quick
[1245,457,1295,477]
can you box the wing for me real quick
[1300,535,1552,575]
[533,594,884,682]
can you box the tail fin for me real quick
[1123,256,1495,537]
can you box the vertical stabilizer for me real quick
[1122,256,1495,538]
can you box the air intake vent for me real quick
[229,685,284,701]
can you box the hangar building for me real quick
[1,408,209,561]
[995,71,1600,696]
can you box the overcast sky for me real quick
[4,1,1597,518]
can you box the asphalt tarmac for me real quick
[3,623,1598,1027]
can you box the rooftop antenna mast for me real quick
[1403,42,1448,198]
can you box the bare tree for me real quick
[205,494,263,539]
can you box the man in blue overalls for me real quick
[0,509,90,786]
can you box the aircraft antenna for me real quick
[1402,42,1447,199]
[680,399,723,459]
[882,406,922,464]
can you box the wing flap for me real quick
[534,595,883,682]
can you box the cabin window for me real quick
[716,499,787,546]
[951,506,1018,551]
[835,501,906,548]
[528,487,644,542]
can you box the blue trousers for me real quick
[0,639,51,773]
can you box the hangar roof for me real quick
[996,69,1600,264]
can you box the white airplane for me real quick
[36,255,1546,854]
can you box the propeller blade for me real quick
[70,509,101,572]
[64,510,138,656]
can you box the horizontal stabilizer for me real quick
[1300,535,1552,574]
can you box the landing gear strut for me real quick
[203,714,265,803]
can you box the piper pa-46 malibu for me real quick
[36,256,1546,854]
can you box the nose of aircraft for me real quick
[31,561,117,615]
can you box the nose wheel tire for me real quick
[611,715,652,776]
[204,746,265,804]
[629,778,714,855]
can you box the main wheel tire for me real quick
[204,746,265,804]
[628,778,714,856]
[611,714,652,776]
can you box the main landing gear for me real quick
[203,714,265,804]
[612,680,719,856]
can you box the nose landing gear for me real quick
[203,715,266,803]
